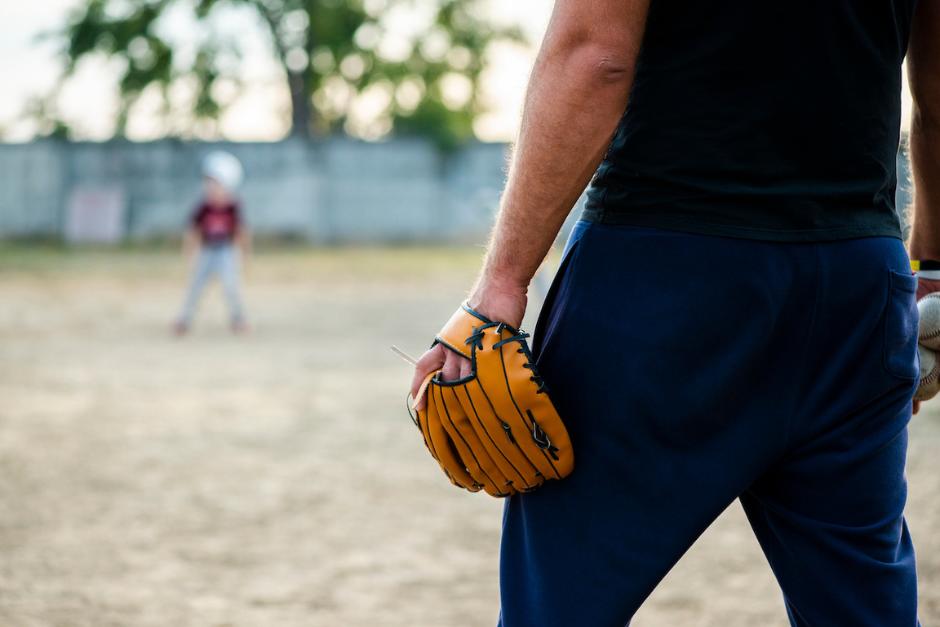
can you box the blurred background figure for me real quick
[174,150,249,335]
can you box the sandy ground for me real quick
[0,245,937,627]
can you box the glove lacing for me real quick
[466,323,547,394]
[492,324,547,394]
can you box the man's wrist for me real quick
[475,267,530,295]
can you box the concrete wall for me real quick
[0,137,914,243]
[0,138,508,244]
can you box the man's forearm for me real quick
[476,2,649,293]
[909,108,940,261]
[906,0,940,261]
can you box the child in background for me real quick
[173,151,250,335]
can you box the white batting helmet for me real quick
[202,150,244,192]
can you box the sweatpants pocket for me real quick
[883,269,919,381]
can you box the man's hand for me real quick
[410,283,527,411]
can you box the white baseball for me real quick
[915,345,940,402]
[917,292,940,350]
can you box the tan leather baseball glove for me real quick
[409,303,574,497]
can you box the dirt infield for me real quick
[0,246,937,627]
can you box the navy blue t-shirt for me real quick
[584,0,918,241]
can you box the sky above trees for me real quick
[0,1,550,142]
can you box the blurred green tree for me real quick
[46,0,523,147]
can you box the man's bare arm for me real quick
[411,0,651,405]
[470,0,651,315]
[907,0,940,261]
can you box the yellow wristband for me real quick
[912,259,921,272]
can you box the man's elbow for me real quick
[589,52,635,85]
[553,42,637,86]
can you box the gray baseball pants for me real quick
[177,243,245,325]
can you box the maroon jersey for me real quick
[192,202,241,244]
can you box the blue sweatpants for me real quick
[499,221,919,626]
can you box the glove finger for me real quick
[435,384,514,497]
[462,379,549,490]
[453,383,541,492]
[520,399,574,481]
[495,329,574,480]
[470,366,564,485]
[411,372,439,447]
[419,386,480,492]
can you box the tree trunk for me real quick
[288,70,312,138]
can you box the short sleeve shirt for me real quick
[192,202,241,244]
